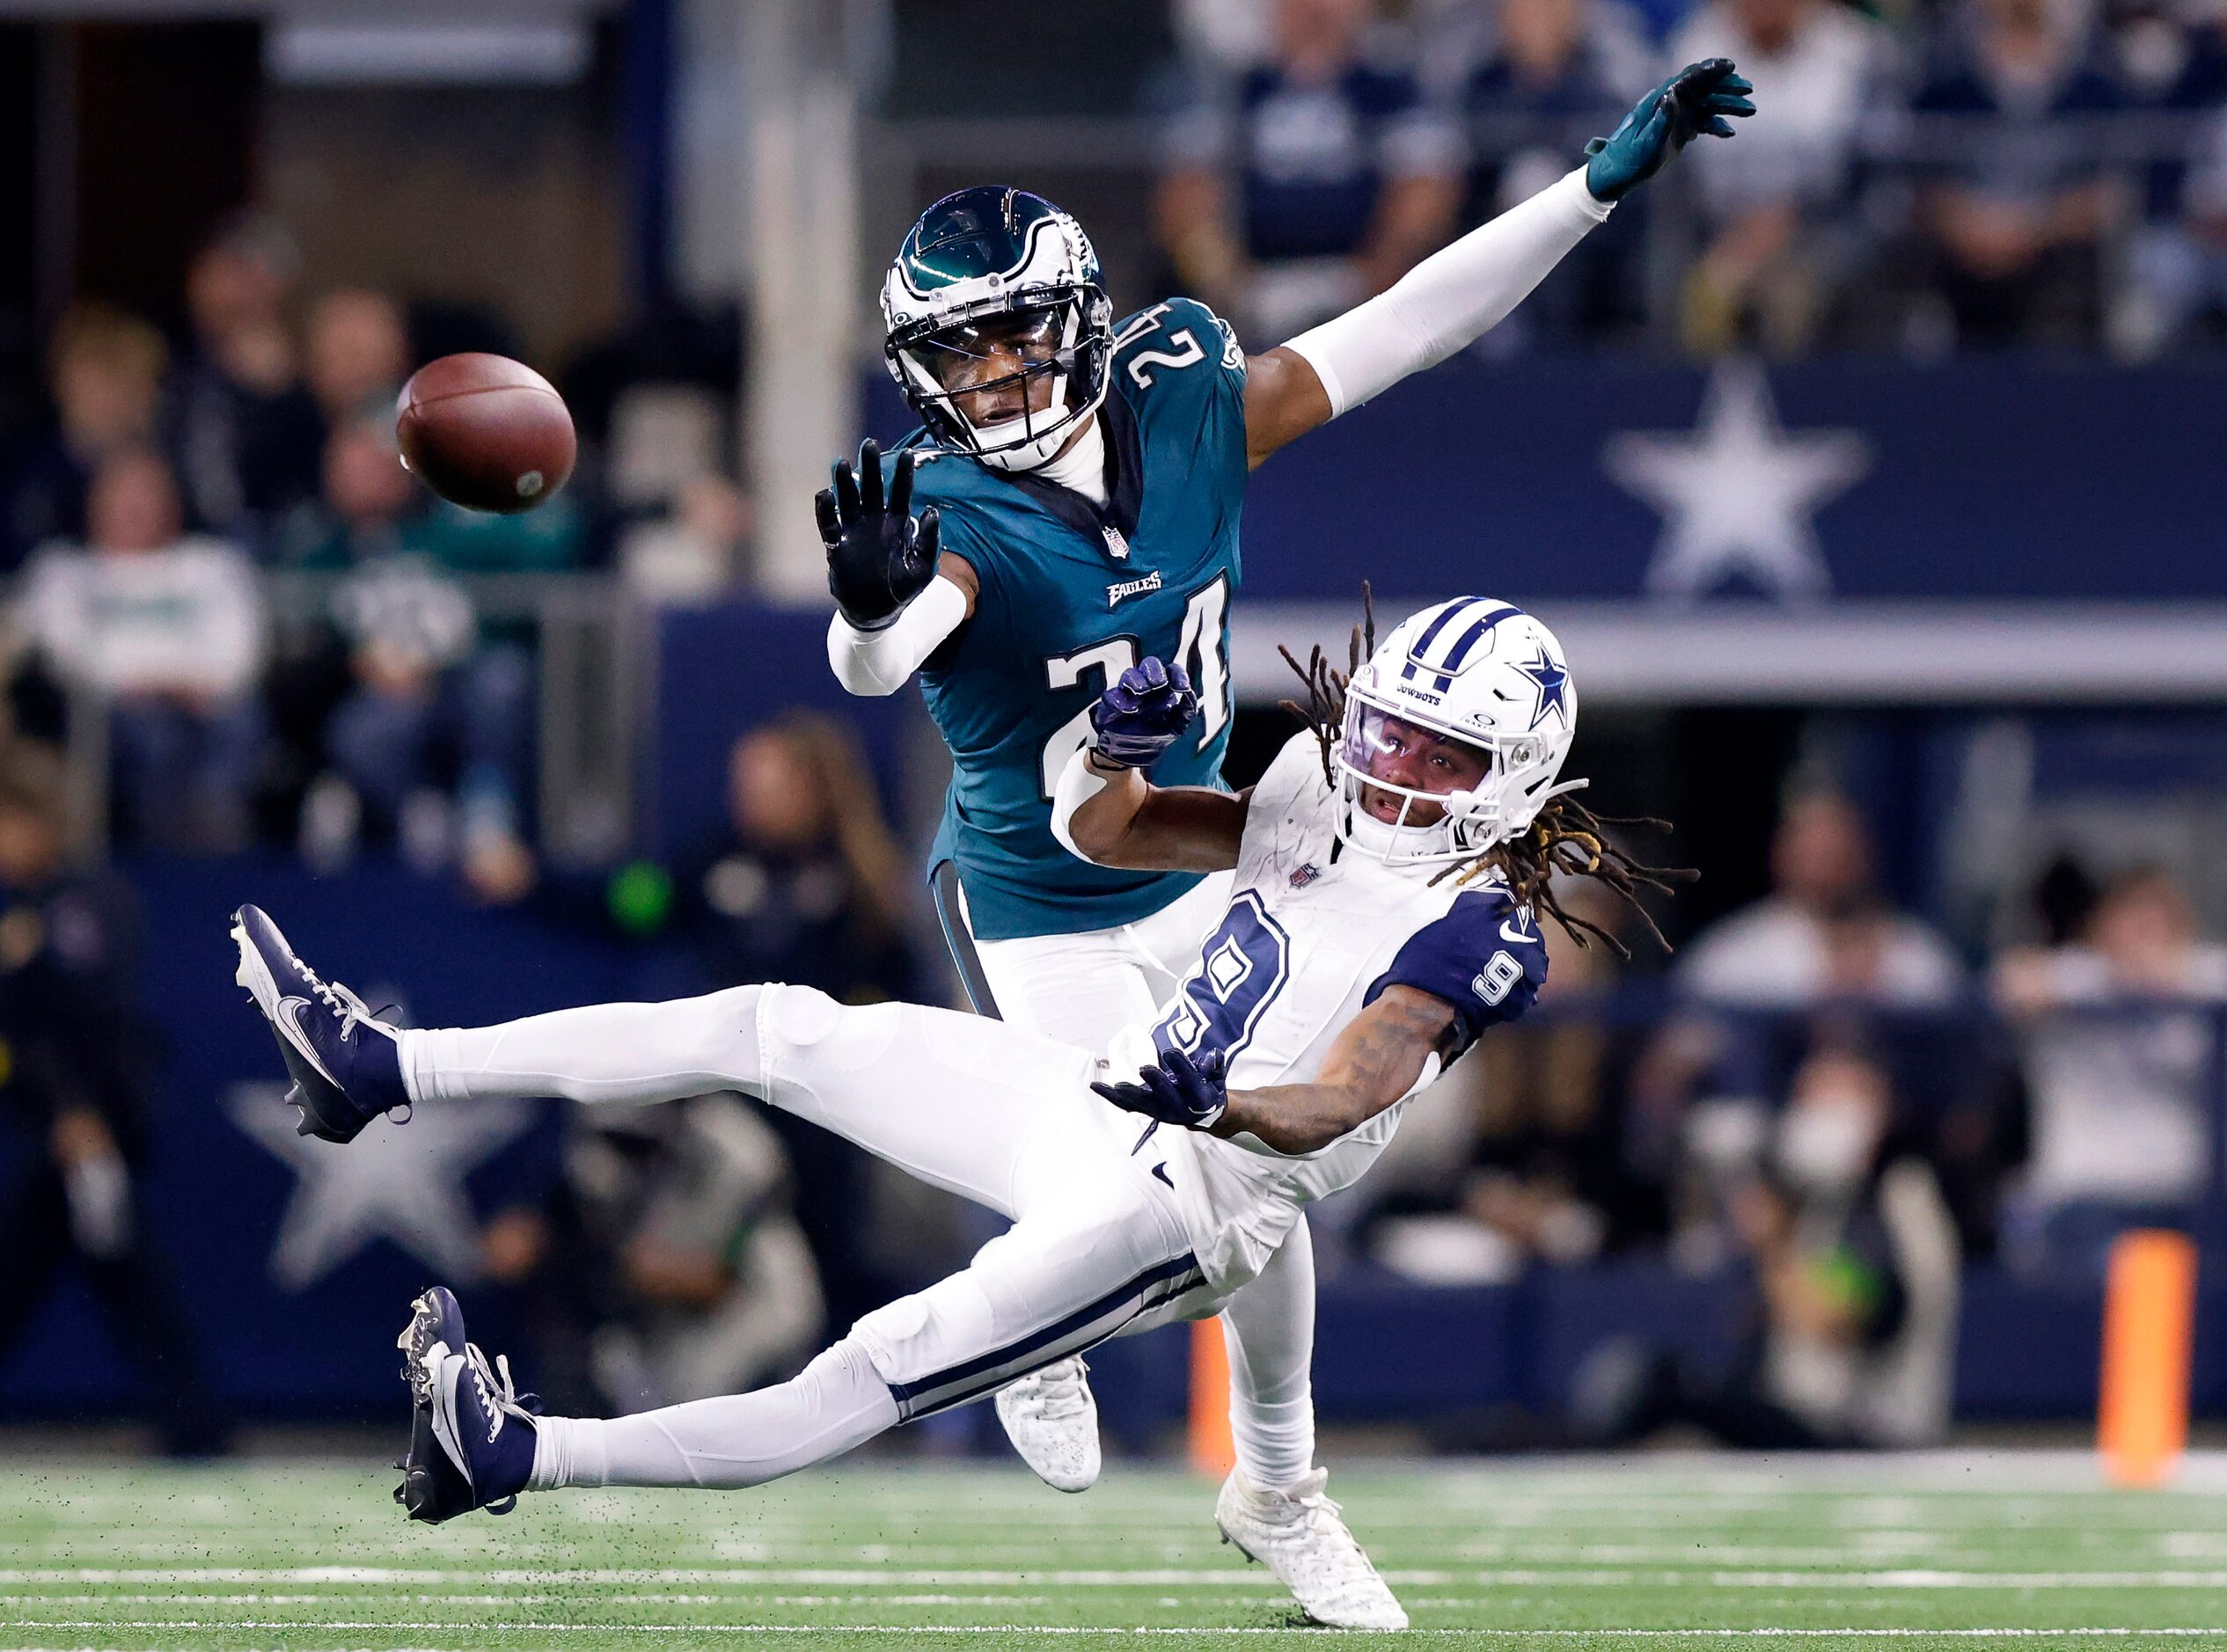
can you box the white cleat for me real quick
[994,1356,1101,1493]
[1216,1466,1409,1631]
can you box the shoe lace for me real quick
[460,1342,538,1444]
[1014,1357,1090,1422]
[1264,1477,1381,1579]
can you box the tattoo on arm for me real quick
[1214,986,1458,1154]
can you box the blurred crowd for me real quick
[1153,0,2227,355]
[0,216,750,874]
[1349,787,2227,1448]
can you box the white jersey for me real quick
[1105,733,1549,1290]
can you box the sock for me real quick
[528,1338,897,1491]
[1229,1394,1317,1494]
[399,987,765,1108]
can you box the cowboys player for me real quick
[817,61,1751,1514]
[231,599,1683,1629]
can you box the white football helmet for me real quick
[1334,597,1581,867]
[881,186,1114,473]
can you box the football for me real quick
[395,352,576,515]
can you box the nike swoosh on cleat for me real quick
[278,997,343,1087]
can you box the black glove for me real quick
[1090,1046,1228,1131]
[1088,657,1199,769]
[816,438,940,630]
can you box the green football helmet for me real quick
[881,186,1113,472]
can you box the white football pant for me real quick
[403,984,1211,1491]
[963,868,1320,1494]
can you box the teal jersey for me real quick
[897,297,1249,942]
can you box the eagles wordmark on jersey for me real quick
[894,296,1249,942]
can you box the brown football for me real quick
[395,353,575,515]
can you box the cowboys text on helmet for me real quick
[1335,599,1582,867]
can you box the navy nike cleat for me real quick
[231,904,407,1143]
[393,1287,537,1524]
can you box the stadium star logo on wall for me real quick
[1602,360,1870,602]
[229,1082,533,1290]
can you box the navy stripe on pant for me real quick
[887,1254,1205,1422]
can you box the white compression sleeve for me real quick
[1048,743,1111,862]
[826,575,969,697]
[531,1337,897,1490]
[1282,167,1612,418]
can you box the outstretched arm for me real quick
[1240,60,1754,466]
[1091,986,1460,1156]
[1051,657,1247,873]
[820,438,981,696]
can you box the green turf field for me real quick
[5,1451,2227,1648]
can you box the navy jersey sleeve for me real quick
[1364,889,1549,1061]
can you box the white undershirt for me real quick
[1034,413,1108,506]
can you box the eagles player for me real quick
[815,62,1751,1522]
[231,599,1689,1629]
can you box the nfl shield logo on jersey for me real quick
[1290,863,1322,888]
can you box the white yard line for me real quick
[8,1622,2227,1639]
[9,1567,2227,1590]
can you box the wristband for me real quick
[1050,743,1111,862]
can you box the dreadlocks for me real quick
[1278,583,1696,958]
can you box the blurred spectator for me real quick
[1579,1042,1960,1448]
[3,306,169,572]
[1155,0,1463,340]
[1910,0,2122,347]
[1677,790,1964,1007]
[480,1093,822,1415]
[618,474,750,605]
[0,742,228,1454]
[285,421,535,885]
[16,450,266,850]
[304,289,412,428]
[1454,0,1648,347]
[1666,0,1888,354]
[2119,107,2227,356]
[170,214,324,543]
[668,716,927,1328]
[1993,866,2227,1258]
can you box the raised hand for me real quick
[1584,59,1755,203]
[1088,657,1199,769]
[1090,1046,1228,1131]
[816,438,941,630]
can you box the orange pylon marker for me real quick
[1188,1316,1237,1477]
[2099,1229,2197,1488]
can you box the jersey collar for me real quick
[999,383,1143,551]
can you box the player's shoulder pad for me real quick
[1242,730,1335,830]
[1113,297,1248,391]
[1364,883,1549,1061]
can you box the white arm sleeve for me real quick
[1281,167,1612,418]
[825,575,970,698]
[1048,743,1111,863]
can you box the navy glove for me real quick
[1584,59,1754,202]
[817,439,941,630]
[1088,657,1198,769]
[1091,1046,1229,1131]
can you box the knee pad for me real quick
[759,983,842,1051]
[847,1272,1001,1420]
